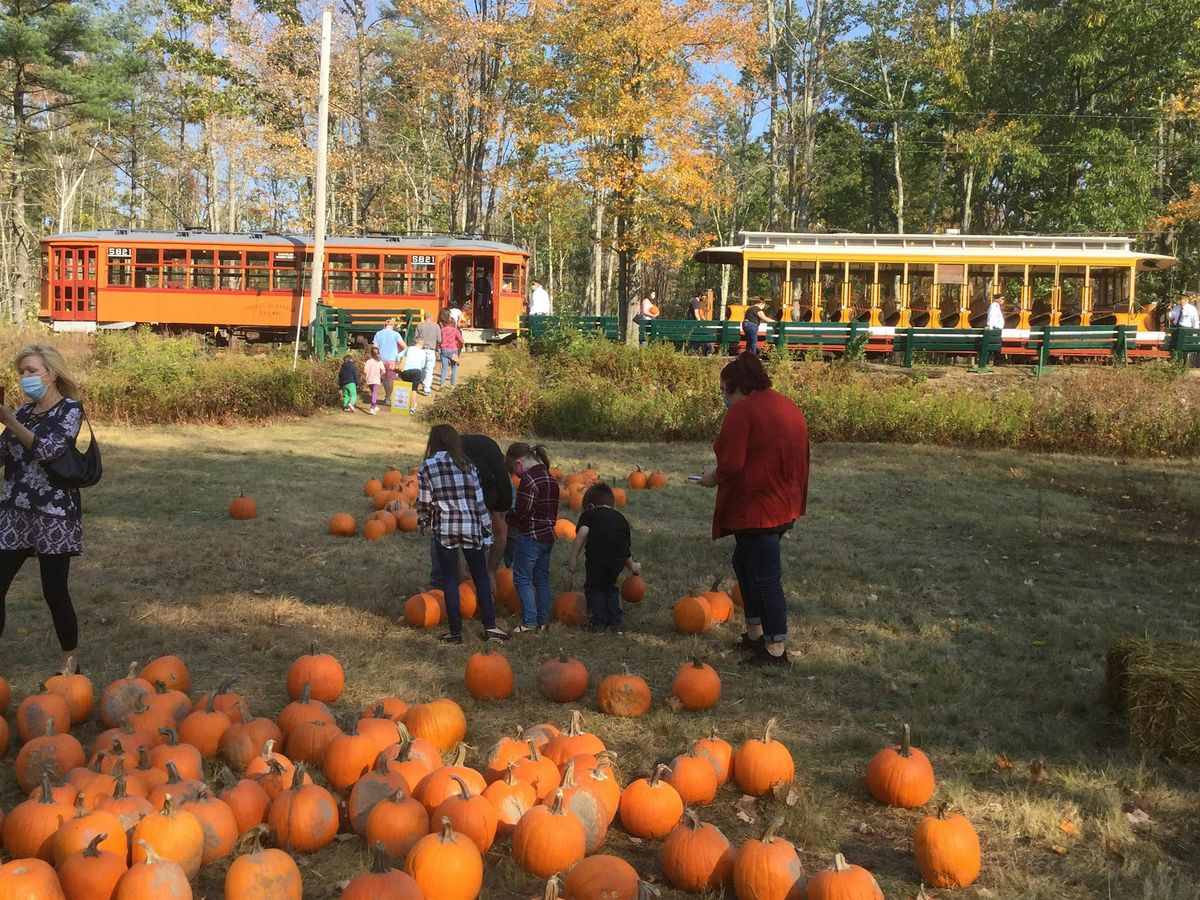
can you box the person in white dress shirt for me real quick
[985,294,1006,368]
[528,281,551,316]
[1169,296,1200,329]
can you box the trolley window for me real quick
[383,255,407,294]
[502,262,524,293]
[355,253,380,294]
[327,253,352,293]
[191,248,215,289]
[107,254,131,286]
[246,251,270,292]
[219,250,243,290]
[411,255,435,294]
[163,248,187,289]
[134,247,160,288]
[273,251,298,291]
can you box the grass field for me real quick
[2,404,1199,898]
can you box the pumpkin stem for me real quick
[82,833,107,857]
[832,853,851,872]
[372,750,390,774]
[309,640,320,656]
[137,839,167,866]
[216,766,238,791]
[900,723,913,758]
[450,774,473,800]
[558,649,570,663]
[111,757,128,779]
[451,743,469,767]
[683,808,702,830]
[637,883,662,900]
[690,656,705,669]
[195,784,212,801]
[112,775,129,800]
[542,876,562,900]
[396,722,414,742]
[300,683,312,705]
[125,661,139,679]
[438,815,456,842]
[763,717,778,744]
[709,575,722,592]
[43,716,57,737]
[136,746,152,771]
[205,693,218,714]
[503,762,520,785]
[369,841,394,874]
[233,823,271,856]
[266,758,286,777]
[165,760,182,784]
[936,800,950,820]
[38,772,56,803]
[561,760,577,787]
[159,727,179,746]
[761,817,785,843]
[261,739,277,760]
[387,788,408,803]
[526,739,542,761]
[567,709,586,736]
[215,676,238,696]
[111,738,126,756]
[290,762,308,790]
[370,702,387,719]
[153,680,170,695]
[547,788,567,815]
[649,763,671,787]
[161,794,177,817]
[73,791,87,816]
[237,703,253,725]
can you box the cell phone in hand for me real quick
[688,474,702,483]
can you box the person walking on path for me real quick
[337,353,359,411]
[0,345,89,676]
[698,352,809,667]
[398,339,427,416]
[505,442,559,633]
[439,312,464,389]
[416,424,509,644]
[371,317,406,404]
[416,312,441,395]
[363,346,385,414]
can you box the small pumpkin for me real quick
[482,763,537,836]
[1,773,76,861]
[627,467,647,490]
[554,591,588,626]
[551,760,608,853]
[276,683,336,740]
[538,652,589,703]
[672,594,713,634]
[95,775,155,840]
[266,764,338,854]
[620,574,645,603]
[364,478,383,497]
[541,710,605,766]
[117,839,193,899]
[0,674,9,714]
[363,518,386,540]
[404,816,483,900]
[44,669,94,726]
[404,697,468,753]
[396,508,419,532]
[229,493,257,520]
[693,729,734,784]
[285,641,344,703]
[512,789,587,879]
[177,694,232,759]
[495,567,520,613]
[700,579,734,623]
[864,723,936,809]
[0,858,64,899]
[328,512,357,536]
[322,728,377,791]
[15,717,85,794]
[510,741,562,802]
[285,719,341,769]
[617,764,683,839]
[52,794,128,864]
[16,691,72,744]
[223,824,302,900]
[413,743,486,813]
[131,794,204,879]
[216,766,272,837]
[672,657,721,711]
[734,718,794,797]
[596,666,651,718]
[465,646,514,700]
[149,728,202,782]
[804,853,884,900]
[342,842,423,900]
[646,471,667,489]
[348,751,411,836]
[57,832,127,900]
[179,785,238,865]
[404,592,443,628]
[219,705,283,774]
[561,854,639,899]
[366,788,429,858]
[913,802,981,888]
[147,760,206,810]
[432,774,499,853]
[732,817,806,900]
[191,677,246,719]
[483,729,532,781]
[663,749,719,806]
[661,808,734,892]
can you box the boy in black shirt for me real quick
[337,354,359,411]
[566,483,640,634]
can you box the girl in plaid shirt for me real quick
[417,425,509,644]
[505,442,559,632]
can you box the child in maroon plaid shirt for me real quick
[505,442,559,632]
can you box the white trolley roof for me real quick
[695,231,1177,271]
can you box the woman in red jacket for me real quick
[698,352,809,666]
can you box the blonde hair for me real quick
[16,344,79,400]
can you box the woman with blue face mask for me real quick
[0,345,86,675]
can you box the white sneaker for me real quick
[368,407,377,415]
[409,407,417,416]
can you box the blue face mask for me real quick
[722,392,734,409]
[20,374,47,401]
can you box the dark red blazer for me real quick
[711,388,809,539]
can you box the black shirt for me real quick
[744,306,768,326]
[462,434,512,512]
[687,297,701,320]
[578,506,631,568]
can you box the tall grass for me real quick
[431,331,1200,456]
[0,326,338,424]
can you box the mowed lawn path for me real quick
[2,408,1198,898]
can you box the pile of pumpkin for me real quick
[626,467,667,491]
[0,643,981,899]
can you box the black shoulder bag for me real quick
[44,412,102,489]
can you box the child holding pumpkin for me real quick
[505,442,559,633]
[566,483,639,634]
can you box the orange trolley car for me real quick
[40,230,530,341]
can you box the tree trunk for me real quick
[796,0,824,229]
[892,118,904,233]
[961,163,975,231]
[588,193,605,315]
[765,0,781,228]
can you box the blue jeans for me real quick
[432,540,496,634]
[440,351,459,386]
[731,531,788,642]
[512,532,553,627]
[585,561,624,630]
[742,319,760,354]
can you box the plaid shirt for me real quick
[417,452,493,550]
[506,463,559,543]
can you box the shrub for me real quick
[427,335,1200,457]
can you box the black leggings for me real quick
[0,551,77,651]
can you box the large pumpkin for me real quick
[16,692,72,743]
[596,667,651,718]
[912,803,981,888]
[732,817,806,900]
[52,795,128,864]
[617,764,683,839]
[404,817,483,900]
[554,591,588,626]
[538,653,589,703]
[342,842,423,900]
[223,825,303,900]
[671,657,721,711]
[432,775,499,854]
[130,794,204,879]
[413,744,486,814]
[672,594,713,634]
[733,718,794,797]
[465,646,514,700]
[177,695,232,759]
[285,641,344,703]
[864,723,936,809]
[404,592,443,628]
[266,765,338,854]
[512,790,587,879]
[661,809,735,893]
[14,718,85,794]
[1,774,76,861]
[663,750,719,806]
[804,853,883,900]
[57,833,127,900]
[179,786,238,865]
[561,854,639,899]
[0,858,64,900]
[552,761,608,854]
[365,789,429,859]
[405,698,468,752]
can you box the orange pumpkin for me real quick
[465,646,514,700]
[95,775,155,840]
[117,839,193,899]
[627,467,648,490]
[0,674,9,714]
[734,718,794,797]
[223,824,302,900]
[619,574,645,603]
[864,723,936,809]
[177,695,232,759]
[554,591,588,626]
[617,764,683,839]
[14,718,85,794]
[732,817,806,900]
[285,641,344,704]
[364,478,383,496]
[322,729,377,791]
[285,720,341,769]
[413,744,486,814]
[482,763,537,836]
[16,692,72,743]
[276,683,335,740]
[342,842,423,900]
[0,858,64,900]
[661,809,735,892]
[219,706,283,774]
[541,711,605,766]
[510,741,562,802]
[216,767,271,837]
[673,594,713,634]
[404,592,443,628]
[596,667,651,718]
[561,854,639,899]
[512,790,587,879]
[671,657,721,711]
[229,494,257,520]
[363,518,386,540]
[663,749,719,806]
[191,677,246,719]
[1,773,76,860]
[44,671,94,727]
[554,518,577,540]
[646,471,667,489]
[538,652,589,703]
[551,760,608,854]
[693,730,734,784]
[57,832,128,900]
[805,853,884,900]
[266,765,338,854]
[494,567,519,613]
[328,513,357,536]
[913,802,981,888]
[131,794,204,879]
[365,788,429,858]
[179,786,238,865]
[432,774,498,854]
[347,751,412,836]
[404,816,483,900]
[483,730,531,782]
[148,728,202,782]
[700,581,734,622]
[404,698,468,753]
[52,795,128,865]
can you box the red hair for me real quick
[720,352,772,394]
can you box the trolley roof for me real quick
[44,230,528,255]
[695,231,1177,271]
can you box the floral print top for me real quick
[0,398,84,520]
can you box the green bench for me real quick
[521,315,620,341]
[892,327,988,367]
[313,304,421,360]
[1167,327,1200,364]
[641,319,741,352]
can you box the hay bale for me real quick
[1105,638,1200,759]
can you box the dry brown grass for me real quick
[1,407,1199,898]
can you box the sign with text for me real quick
[936,264,965,285]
